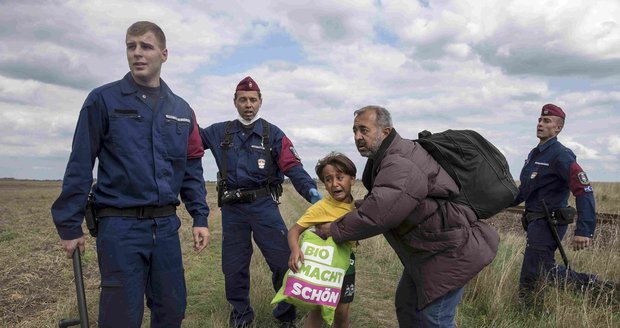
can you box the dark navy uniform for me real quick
[514,136,596,291]
[51,72,209,327]
[201,118,317,326]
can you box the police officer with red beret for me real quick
[51,21,210,327]
[513,104,612,300]
[200,76,321,328]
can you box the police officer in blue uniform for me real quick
[200,76,321,328]
[514,103,604,298]
[51,21,210,328]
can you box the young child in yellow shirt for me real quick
[288,151,357,328]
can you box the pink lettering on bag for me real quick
[284,277,341,307]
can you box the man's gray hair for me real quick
[354,105,393,129]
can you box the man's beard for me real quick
[357,135,383,158]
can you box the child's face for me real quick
[321,164,355,203]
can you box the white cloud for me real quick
[0,0,618,181]
[608,135,620,155]
[563,138,600,160]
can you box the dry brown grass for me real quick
[1,180,618,327]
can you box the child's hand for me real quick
[288,249,304,273]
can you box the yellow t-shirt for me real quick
[296,195,356,248]
[296,195,354,227]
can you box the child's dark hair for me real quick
[315,151,356,183]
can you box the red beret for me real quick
[541,103,565,119]
[236,76,260,92]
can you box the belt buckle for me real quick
[136,207,145,219]
[137,206,154,219]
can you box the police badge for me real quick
[578,171,589,185]
[289,146,301,161]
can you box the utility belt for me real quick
[84,193,177,238]
[219,184,283,206]
[521,206,576,230]
[95,205,177,219]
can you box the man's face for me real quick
[353,110,389,158]
[536,115,562,144]
[126,31,167,87]
[234,91,262,121]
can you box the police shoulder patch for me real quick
[577,171,589,185]
[289,146,301,162]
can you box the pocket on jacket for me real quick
[399,226,466,254]
[163,117,190,159]
[109,110,149,155]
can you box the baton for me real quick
[59,249,89,328]
[541,199,571,270]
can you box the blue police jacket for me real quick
[51,73,209,240]
[514,137,596,237]
[200,119,317,201]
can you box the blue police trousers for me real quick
[96,215,186,328]
[520,219,596,292]
[221,198,295,326]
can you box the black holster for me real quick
[84,193,98,237]
[554,206,576,225]
[216,171,226,208]
[521,206,576,231]
[521,212,529,231]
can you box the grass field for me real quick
[0,179,619,327]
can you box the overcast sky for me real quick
[1,0,619,182]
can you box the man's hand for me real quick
[571,235,591,251]
[193,227,210,252]
[60,236,85,258]
[315,222,333,239]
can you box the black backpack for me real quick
[416,129,518,219]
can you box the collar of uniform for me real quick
[537,136,558,153]
[119,72,172,98]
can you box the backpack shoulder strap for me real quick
[220,120,235,181]
[260,118,274,186]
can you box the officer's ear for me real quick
[160,48,168,63]
[554,117,564,134]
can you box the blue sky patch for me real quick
[208,29,305,76]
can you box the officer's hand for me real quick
[309,188,322,204]
[193,227,210,252]
[60,236,85,259]
[315,222,332,239]
[571,235,591,251]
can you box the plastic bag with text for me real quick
[272,230,352,325]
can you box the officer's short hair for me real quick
[127,21,166,49]
[315,151,357,183]
[354,105,393,129]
